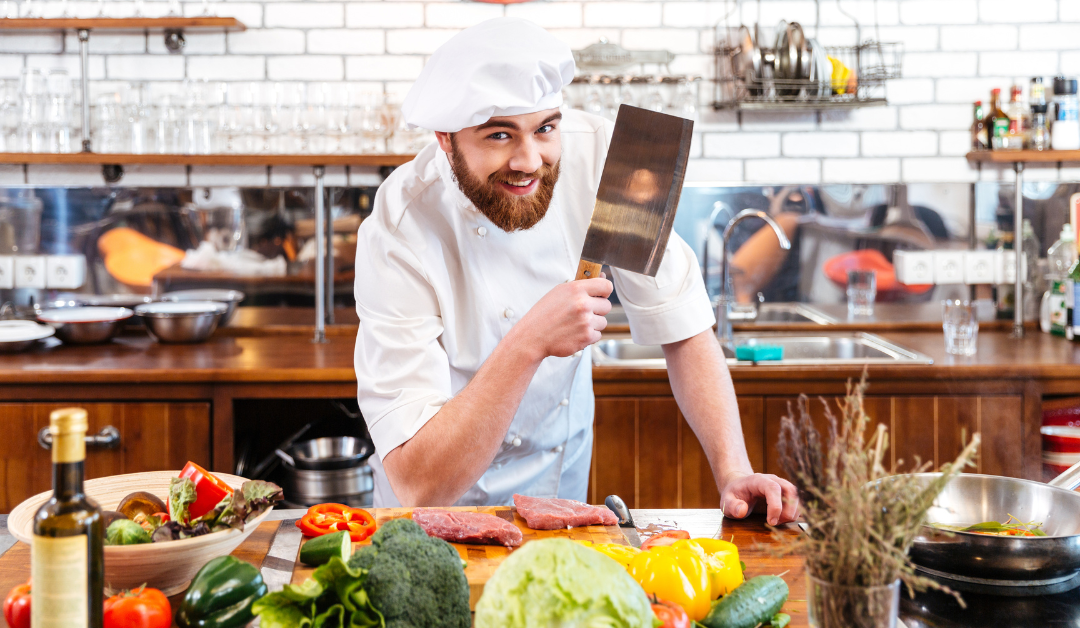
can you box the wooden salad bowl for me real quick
[8,470,273,596]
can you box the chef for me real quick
[354,18,798,525]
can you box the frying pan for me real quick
[907,461,1080,589]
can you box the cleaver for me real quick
[575,105,694,281]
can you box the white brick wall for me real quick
[12,0,1080,186]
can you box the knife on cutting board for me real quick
[576,105,694,281]
[605,494,642,548]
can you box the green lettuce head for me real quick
[474,538,655,628]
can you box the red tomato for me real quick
[3,583,30,628]
[176,461,233,521]
[103,586,171,628]
[652,597,690,628]
[641,530,691,550]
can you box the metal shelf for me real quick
[715,98,887,111]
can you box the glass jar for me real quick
[807,575,900,628]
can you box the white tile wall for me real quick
[9,0,1080,186]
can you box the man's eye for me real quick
[488,132,510,140]
[538,125,554,134]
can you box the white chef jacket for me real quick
[354,108,715,507]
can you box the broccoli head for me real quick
[347,518,470,628]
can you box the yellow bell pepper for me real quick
[590,543,642,568]
[673,538,745,598]
[628,545,712,621]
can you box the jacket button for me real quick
[512,437,522,447]
[477,226,487,237]
[503,308,514,319]
[555,444,564,453]
[559,398,569,406]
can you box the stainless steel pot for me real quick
[278,436,372,471]
[279,460,373,508]
[908,462,1080,589]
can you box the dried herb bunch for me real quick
[774,376,979,595]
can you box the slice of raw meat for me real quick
[513,494,619,530]
[412,508,523,548]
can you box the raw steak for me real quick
[512,494,619,530]
[412,508,523,548]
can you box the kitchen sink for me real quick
[748,303,837,325]
[593,332,933,368]
[610,303,836,327]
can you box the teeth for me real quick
[506,180,533,187]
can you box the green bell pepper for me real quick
[175,555,269,628]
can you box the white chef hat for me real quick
[402,17,575,133]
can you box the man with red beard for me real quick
[354,18,797,525]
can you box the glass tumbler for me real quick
[846,269,877,317]
[943,299,978,356]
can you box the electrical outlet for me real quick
[45,255,86,289]
[0,256,12,290]
[964,251,997,284]
[933,251,966,284]
[14,256,45,289]
[893,251,934,285]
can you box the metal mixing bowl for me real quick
[161,290,245,326]
[37,307,133,344]
[135,301,228,344]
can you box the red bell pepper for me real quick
[296,503,377,542]
[176,462,233,521]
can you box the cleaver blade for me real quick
[575,105,694,281]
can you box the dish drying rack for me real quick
[712,0,902,111]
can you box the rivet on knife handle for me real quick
[576,260,603,281]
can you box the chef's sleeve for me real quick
[354,225,451,462]
[610,230,716,346]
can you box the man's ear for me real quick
[435,131,453,154]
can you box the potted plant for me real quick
[775,377,978,628]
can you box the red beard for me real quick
[448,137,561,232]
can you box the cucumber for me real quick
[299,531,351,566]
[700,575,789,628]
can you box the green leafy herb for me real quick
[772,612,791,628]
[105,519,152,546]
[931,514,1047,537]
[169,477,198,527]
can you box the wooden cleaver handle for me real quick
[575,260,603,281]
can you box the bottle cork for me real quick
[49,407,88,463]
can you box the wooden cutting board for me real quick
[290,506,630,608]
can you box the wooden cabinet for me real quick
[763,395,1022,478]
[588,396,764,509]
[590,392,1024,509]
[0,402,211,513]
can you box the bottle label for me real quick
[993,118,1010,137]
[31,535,88,628]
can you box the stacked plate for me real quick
[0,320,54,353]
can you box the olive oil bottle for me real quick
[32,408,103,628]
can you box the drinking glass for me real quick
[846,269,876,317]
[45,69,73,153]
[943,300,978,357]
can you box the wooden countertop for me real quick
[3,328,1080,385]
[0,510,811,628]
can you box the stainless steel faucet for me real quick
[712,209,791,348]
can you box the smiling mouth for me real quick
[498,178,539,195]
